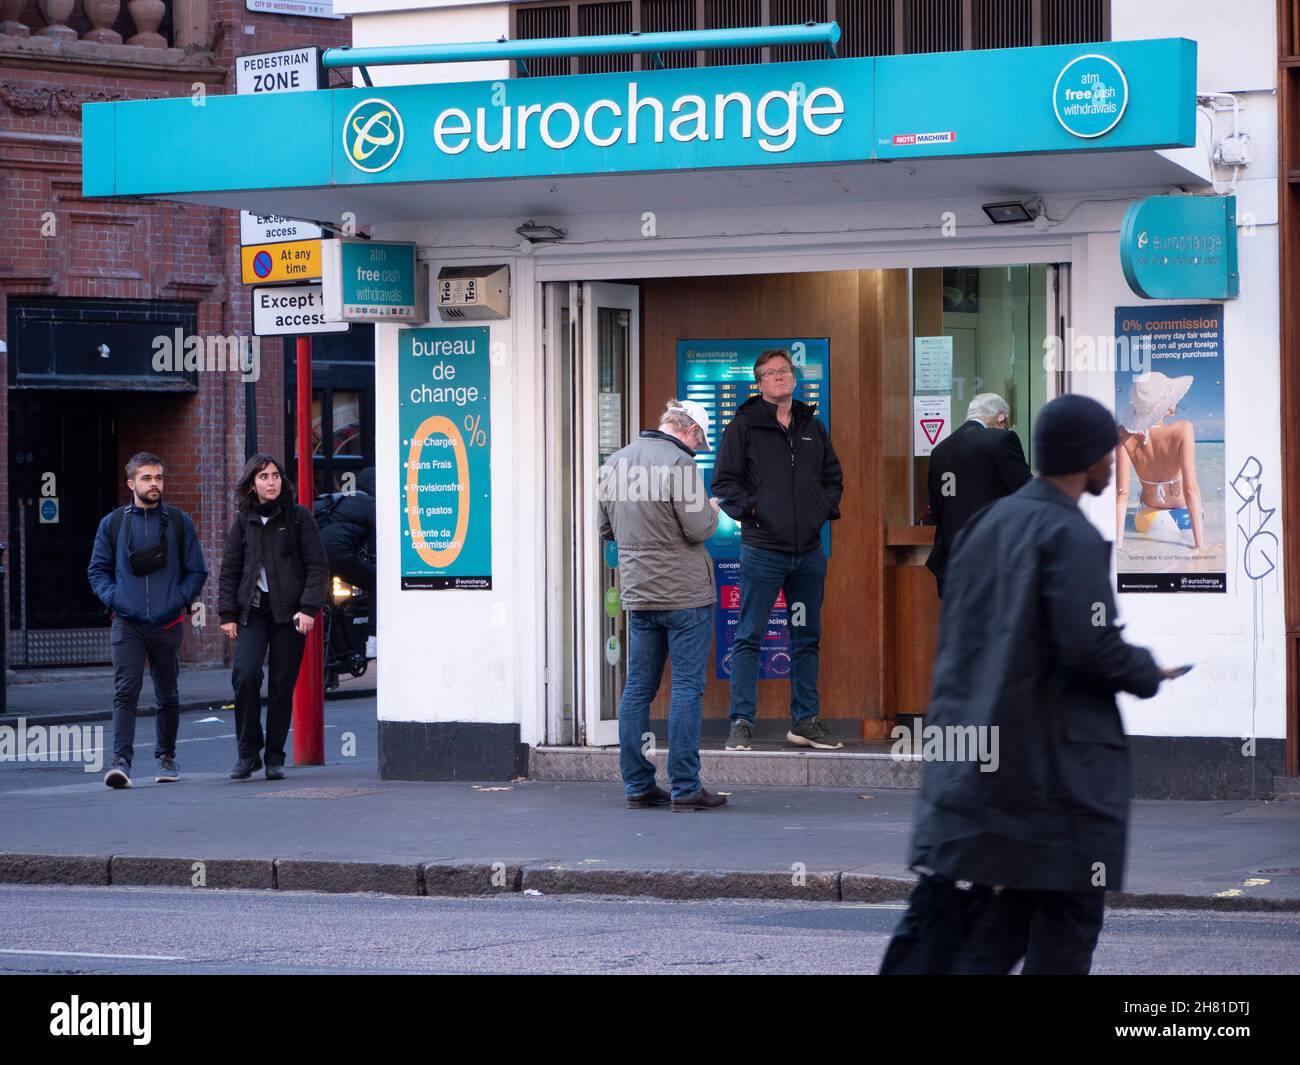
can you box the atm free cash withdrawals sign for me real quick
[323,239,420,321]
[399,327,492,590]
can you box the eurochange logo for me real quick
[344,97,405,173]
[346,82,848,167]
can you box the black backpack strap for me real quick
[167,506,185,567]
[108,506,127,554]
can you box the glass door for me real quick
[542,282,639,748]
[909,263,1065,522]
[579,283,639,747]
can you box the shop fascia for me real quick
[426,81,845,156]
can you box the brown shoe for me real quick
[626,784,670,809]
[671,787,728,812]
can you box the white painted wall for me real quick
[348,4,509,85]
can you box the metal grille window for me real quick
[579,1,635,72]
[509,0,1108,74]
[973,0,1033,49]
[905,0,962,54]
[704,0,764,66]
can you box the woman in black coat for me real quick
[218,454,329,780]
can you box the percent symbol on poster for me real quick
[464,414,487,447]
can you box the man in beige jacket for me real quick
[599,399,723,811]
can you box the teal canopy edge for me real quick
[83,36,1197,199]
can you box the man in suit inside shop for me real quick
[925,393,1032,598]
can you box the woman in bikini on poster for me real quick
[1114,371,1205,553]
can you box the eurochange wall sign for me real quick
[337,59,868,182]
[84,38,1196,198]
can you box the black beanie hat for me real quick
[1033,394,1118,475]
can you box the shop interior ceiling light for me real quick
[515,221,566,242]
[982,200,1040,225]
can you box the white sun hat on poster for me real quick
[1121,371,1194,439]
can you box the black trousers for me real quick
[232,600,306,766]
[110,617,184,766]
[880,874,1106,976]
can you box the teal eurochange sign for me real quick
[83,37,1196,197]
[1120,195,1239,300]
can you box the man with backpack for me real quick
[313,467,375,594]
[87,452,207,789]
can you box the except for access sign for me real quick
[241,239,322,284]
[252,285,349,337]
[322,238,424,321]
[240,211,323,245]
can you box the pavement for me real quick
[0,665,375,726]
[1,696,1299,911]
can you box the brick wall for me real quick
[0,2,353,665]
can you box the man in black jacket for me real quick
[711,348,844,752]
[87,452,207,789]
[315,467,376,593]
[925,392,1031,598]
[880,394,1179,976]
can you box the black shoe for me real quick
[155,757,179,783]
[229,756,263,780]
[671,787,728,812]
[104,759,132,790]
[265,764,285,781]
[626,784,670,809]
[787,716,844,750]
[725,719,754,751]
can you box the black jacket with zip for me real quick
[711,396,844,554]
[218,501,329,626]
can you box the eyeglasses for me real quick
[759,367,794,380]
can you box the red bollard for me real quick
[292,335,325,765]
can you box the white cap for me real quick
[668,399,713,450]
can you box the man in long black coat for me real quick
[881,394,1175,975]
[925,393,1031,598]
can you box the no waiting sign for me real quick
[252,285,349,336]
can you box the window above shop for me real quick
[509,0,1109,76]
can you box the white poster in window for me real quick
[914,396,951,456]
[598,392,622,452]
[914,335,954,392]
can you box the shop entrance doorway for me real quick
[545,262,1067,748]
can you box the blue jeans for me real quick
[728,545,826,726]
[618,606,712,799]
